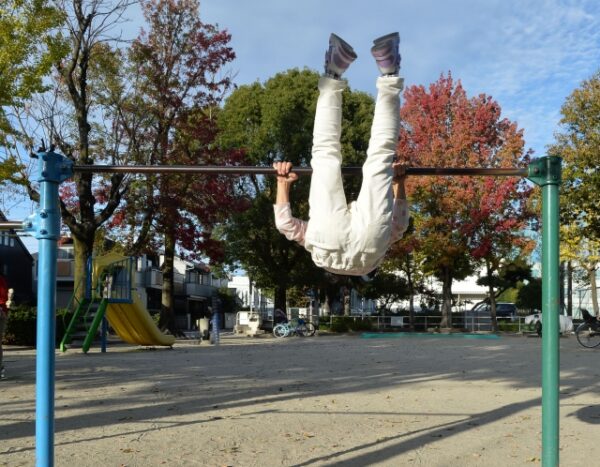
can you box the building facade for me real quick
[0,211,34,305]
[31,240,229,330]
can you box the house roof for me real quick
[0,210,34,261]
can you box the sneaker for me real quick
[371,32,401,75]
[324,33,357,79]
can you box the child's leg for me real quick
[307,77,349,237]
[355,76,403,227]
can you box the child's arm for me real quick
[274,161,298,204]
[390,162,409,242]
[273,162,307,245]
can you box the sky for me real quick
[6,0,600,253]
[197,0,599,158]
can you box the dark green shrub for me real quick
[326,316,373,332]
[3,306,73,347]
[347,318,373,331]
[330,318,349,333]
[3,305,37,346]
[498,321,520,332]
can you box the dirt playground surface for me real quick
[1,332,599,466]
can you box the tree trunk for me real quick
[159,227,177,334]
[72,235,93,302]
[274,285,287,313]
[406,263,415,331]
[487,260,498,332]
[440,266,453,329]
[321,296,330,317]
[560,261,566,314]
[567,261,573,317]
[589,266,599,317]
[319,289,329,317]
[343,287,351,316]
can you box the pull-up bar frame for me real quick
[72,164,529,177]
[0,153,561,467]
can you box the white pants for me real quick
[304,75,403,274]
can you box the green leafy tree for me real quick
[218,69,376,311]
[384,219,432,329]
[516,277,542,313]
[549,70,600,316]
[5,0,133,298]
[560,224,600,316]
[475,258,532,300]
[0,0,65,192]
[0,0,65,140]
[550,71,600,237]
[475,259,533,326]
[359,271,409,312]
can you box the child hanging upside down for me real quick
[273,32,409,276]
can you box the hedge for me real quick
[3,305,73,347]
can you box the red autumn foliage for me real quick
[110,0,249,265]
[396,73,534,326]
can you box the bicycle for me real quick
[575,309,600,349]
[273,318,316,338]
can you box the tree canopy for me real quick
[0,0,65,194]
[550,70,600,238]
[549,70,600,316]
[218,69,377,310]
[396,73,532,328]
[0,0,65,141]
[104,0,243,332]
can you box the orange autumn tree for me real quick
[396,73,533,329]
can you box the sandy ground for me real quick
[1,332,599,467]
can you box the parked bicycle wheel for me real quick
[303,322,316,337]
[273,324,289,338]
[575,322,600,348]
[295,323,309,337]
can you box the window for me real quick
[201,273,210,286]
[57,248,74,259]
[186,271,200,284]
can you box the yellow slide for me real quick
[93,253,175,347]
[105,295,175,347]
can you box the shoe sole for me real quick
[330,33,357,59]
[373,32,400,46]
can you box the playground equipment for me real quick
[59,252,174,352]
[0,151,562,467]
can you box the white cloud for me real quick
[200,0,600,156]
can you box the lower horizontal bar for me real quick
[73,165,528,177]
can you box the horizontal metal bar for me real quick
[405,167,528,176]
[73,165,528,177]
[0,221,23,230]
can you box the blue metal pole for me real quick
[26,150,73,467]
[211,296,220,345]
[36,219,58,466]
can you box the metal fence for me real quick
[321,314,538,333]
